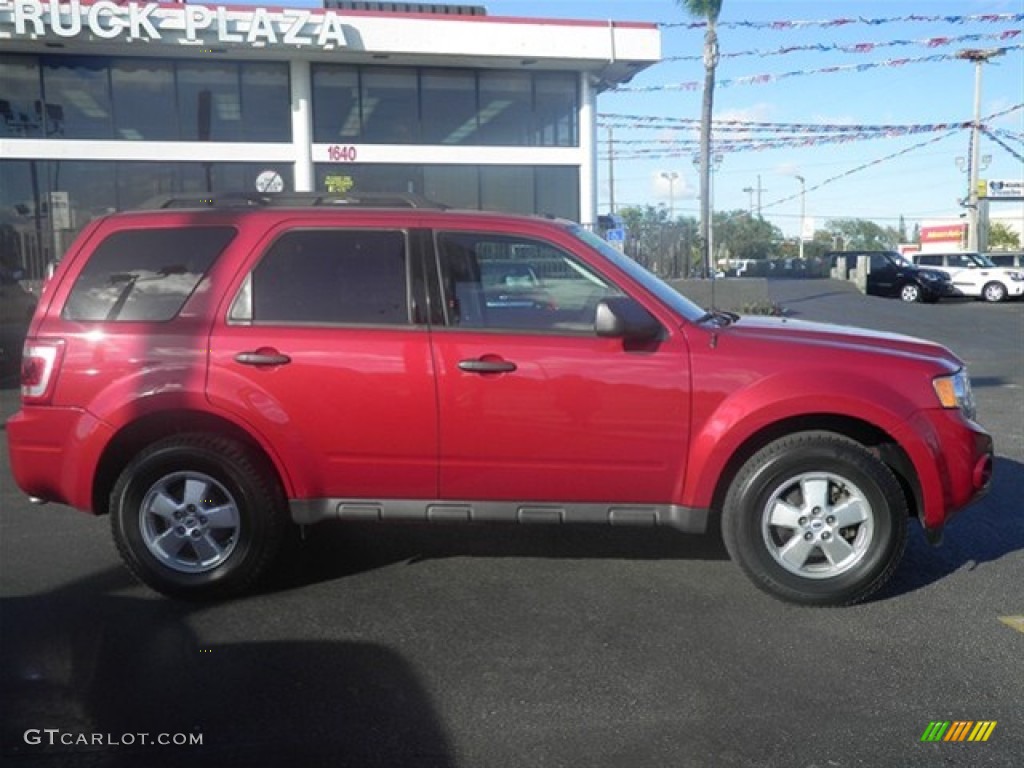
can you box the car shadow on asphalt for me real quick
[271,522,730,593]
[0,568,454,768]
[875,455,1024,601]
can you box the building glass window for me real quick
[481,165,535,214]
[535,167,580,222]
[312,65,361,142]
[477,71,532,146]
[42,57,113,139]
[177,62,241,141]
[241,63,290,142]
[1,55,44,138]
[423,166,479,209]
[534,73,578,147]
[361,69,419,144]
[178,162,294,195]
[420,69,478,145]
[111,59,178,141]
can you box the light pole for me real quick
[660,171,679,220]
[794,174,806,260]
[956,47,1005,252]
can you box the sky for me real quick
[488,0,1024,238]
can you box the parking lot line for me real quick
[998,616,1024,634]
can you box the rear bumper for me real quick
[6,406,114,513]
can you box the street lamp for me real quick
[794,174,806,260]
[660,171,679,220]
[956,47,1005,252]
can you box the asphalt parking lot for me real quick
[1,278,1021,768]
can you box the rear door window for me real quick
[231,229,410,326]
[63,227,235,322]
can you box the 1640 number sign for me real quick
[327,145,358,162]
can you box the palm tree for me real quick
[677,0,723,277]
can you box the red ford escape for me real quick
[6,194,994,605]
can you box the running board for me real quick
[290,498,708,534]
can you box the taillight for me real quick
[21,339,65,404]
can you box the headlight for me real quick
[933,368,976,421]
[1008,271,1024,282]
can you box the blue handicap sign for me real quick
[606,227,625,243]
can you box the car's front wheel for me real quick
[899,282,923,303]
[982,281,1007,303]
[722,432,908,606]
[110,434,289,600]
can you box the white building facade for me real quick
[0,0,660,276]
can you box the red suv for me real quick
[6,195,994,605]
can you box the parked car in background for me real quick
[6,194,994,606]
[826,250,954,303]
[911,252,1024,303]
[987,252,1024,269]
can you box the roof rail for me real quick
[138,192,449,210]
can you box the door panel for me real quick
[206,225,438,500]
[430,229,690,503]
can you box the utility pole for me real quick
[660,171,679,219]
[794,175,806,260]
[742,186,754,214]
[607,125,615,214]
[956,47,1005,252]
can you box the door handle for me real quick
[235,348,292,366]
[458,358,517,374]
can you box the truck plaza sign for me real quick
[0,0,350,48]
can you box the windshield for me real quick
[968,253,997,268]
[570,226,707,323]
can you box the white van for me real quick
[911,252,1024,302]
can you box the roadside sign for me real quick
[605,227,625,243]
[982,179,1024,199]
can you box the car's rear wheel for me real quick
[111,434,289,600]
[722,432,907,606]
[982,281,1007,303]
[899,283,922,303]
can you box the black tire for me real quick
[110,434,289,600]
[899,282,922,303]
[722,432,908,606]
[982,281,1007,303]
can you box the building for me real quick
[0,0,660,277]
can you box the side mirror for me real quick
[594,297,662,341]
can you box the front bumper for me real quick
[894,408,993,534]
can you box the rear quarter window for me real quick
[63,227,235,322]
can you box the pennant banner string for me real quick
[599,104,1022,137]
[613,45,1024,92]
[664,29,1021,62]
[981,128,1024,163]
[658,13,1024,30]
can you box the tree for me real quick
[825,219,900,251]
[619,205,698,277]
[677,0,723,277]
[713,211,783,261]
[987,221,1021,251]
